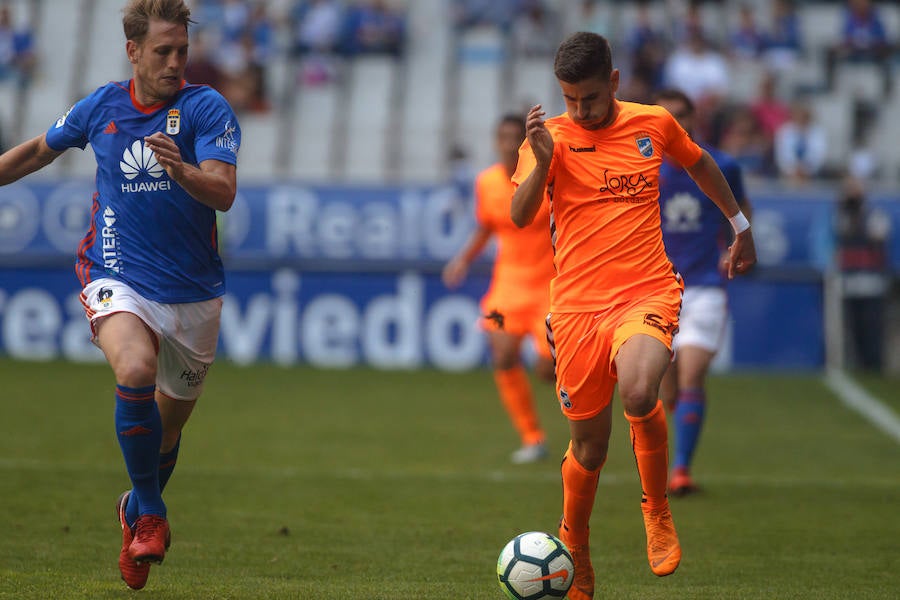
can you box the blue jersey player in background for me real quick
[0,0,239,589]
[654,88,752,497]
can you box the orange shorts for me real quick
[548,288,682,420]
[481,303,552,359]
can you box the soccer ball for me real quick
[496,531,574,600]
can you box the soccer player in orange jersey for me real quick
[443,114,557,464]
[510,32,756,598]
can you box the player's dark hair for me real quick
[123,0,194,43]
[498,113,526,139]
[653,88,695,116]
[553,32,613,83]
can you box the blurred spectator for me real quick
[291,0,345,85]
[773,101,827,182]
[730,4,767,61]
[0,4,35,89]
[718,106,769,176]
[342,0,407,57]
[825,0,894,94]
[663,26,729,140]
[832,177,892,371]
[510,1,559,58]
[568,0,611,39]
[184,30,225,91]
[750,72,791,141]
[213,2,274,112]
[626,0,668,90]
[618,72,654,105]
[749,71,791,169]
[451,0,520,34]
[762,0,802,72]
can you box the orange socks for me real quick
[626,399,670,510]
[560,443,604,545]
[494,366,544,445]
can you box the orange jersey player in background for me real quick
[443,114,557,464]
[511,32,756,599]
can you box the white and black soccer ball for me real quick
[496,531,574,600]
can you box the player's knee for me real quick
[571,438,608,471]
[619,383,658,417]
[113,356,157,389]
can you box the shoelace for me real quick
[135,516,166,541]
[645,508,673,553]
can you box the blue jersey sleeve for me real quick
[191,89,240,166]
[45,96,92,151]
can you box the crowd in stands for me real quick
[1,0,896,184]
[0,3,35,90]
[452,0,898,184]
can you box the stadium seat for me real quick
[83,0,131,91]
[342,56,398,182]
[809,92,853,172]
[397,0,450,182]
[289,75,340,181]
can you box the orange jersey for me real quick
[475,163,556,314]
[512,101,703,313]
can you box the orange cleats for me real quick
[558,521,594,599]
[668,467,698,497]
[641,503,681,577]
[116,491,150,590]
[128,514,171,564]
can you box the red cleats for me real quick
[117,491,150,590]
[668,466,699,497]
[128,514,171,564]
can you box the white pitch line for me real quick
[825,369,900,444]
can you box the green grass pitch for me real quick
[1,359,898,599]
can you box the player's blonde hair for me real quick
[122,0,194,43]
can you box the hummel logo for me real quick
[120,139,164,180]
[103,120,118,134]
[528,568,570,582]
[569,145,596,153]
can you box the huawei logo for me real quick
[119,140,164,180]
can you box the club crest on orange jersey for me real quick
[166,109,181,135]
[635,134,653,158]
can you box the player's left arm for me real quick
[144,131,236,212]
[685,150,756,278]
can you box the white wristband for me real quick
[729,211,750,234]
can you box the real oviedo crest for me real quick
[635,134,653,158]
[166,109,181,135]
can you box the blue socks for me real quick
[115,384,166,520]
[673,388,706,470]
[125,434,181,528]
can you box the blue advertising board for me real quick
[0,180,895,369]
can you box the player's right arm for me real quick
[442,225,492,289]
[0,134,63,185]
[511,105,553,228]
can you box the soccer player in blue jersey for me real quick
[0,0,239,589]
[654,88,752,497]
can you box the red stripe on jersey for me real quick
[76,194,100,287]
[128,79,186,114]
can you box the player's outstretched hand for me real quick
[723,229,757,279]
[526,104,554,168]
[144,132,184,179]
[442,257,468,289]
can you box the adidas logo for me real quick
[103,120,117,134]
[119,139,164,180]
